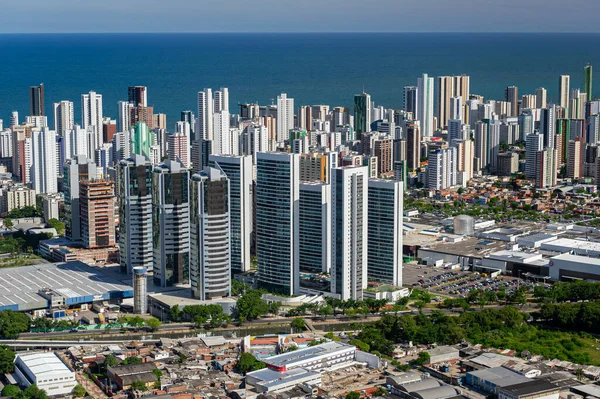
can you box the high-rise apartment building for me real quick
[505,86,519,116]
[29,83,44,116]
[31,127,57,194]
[525,133,544,179]
[403,86,418,116]
[497,152,519,176]
[367,179,403,287]
[80,179,116,249]
[214,88,229,113]
[567,138,584,179]
[118,155,154,274]
[298,182,332,274]
[256,152,299,295]
[277,93,295,143]
[354,92,372,139]
[190,167,231,300]
[53,101,74,135]
[535,149,558,188]
[152,160,190,287]
[417,73,434,137]
[213,111,231,155]
[428,147,457,190]
[118,101,134,133]
[130,122,155,160]
[521,94,536,110]
[585,64,593,101]
[197,89,214,142]
[63,156,98,242]
[536,87,547,109]
[168,132,190,168]
[81,91,103,148]
[209,154,253,273]
[331,166,368,300]
[559,75,570,109]
[540,105,557,149]
[436,75,469,129]
[127,86,148,107]
[406,122,421,170]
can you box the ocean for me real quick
[0,32,599,127]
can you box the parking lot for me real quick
[404,262,536,298]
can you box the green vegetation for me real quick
[2,385,21,397]
[356,308,600,365]
[130,380,148,391]
[0,345,16,374]
[413,351,430,366]
[4,384,48,399]
[170,304,230,327]
[123,356,142,365]
[237,352,266,374]
[31,317,80,333]
[345,391,361,399]
[46,218,65,235]
[145,317,161,331]
[324,332,340,342]
[533,281,600,303]
[231,279,251,296]
[291,317,306,333]
[153,369,163,389]
[0,231,53,256]
[348,339,370,352]
[4,206,42,219]
[72,384,87,398]
[536,301,600,334]
[236,290,270,321]
[0,310,31,338]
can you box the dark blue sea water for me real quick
[1,33,599,127]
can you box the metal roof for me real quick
[0,261,133,310]
[17,352,73,379]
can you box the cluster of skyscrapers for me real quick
[5,64,593,299]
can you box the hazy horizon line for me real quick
[2,31,600,35]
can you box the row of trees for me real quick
[0,310,31,338]
[533,281,600,303]
[1,384,51,399]
[170,304,231,327]
[439,287,527,310]
[535,300,600,333]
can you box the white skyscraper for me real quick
[81,91,103,149]
[246,124,270,162]
[53,101,74,135]
[256,152,300,295]
[214,88,229,113]
[450,96,463,122]
[427,147,457,190]
[368,179,403,287]
[63,125,89,163]
[118,101,134,133]
[190,167,231,300]
[31,127,58,194]
[209,155,253,273]
[0,130,12,158]
[331,165,368,300]
[197,89,214,142]
[526,133,544,179]
[9,111,18,127]
[213,111,231,155]
[559,75,570,109]
[417,73,434,137]
[175,121,191,140]
[277,93,295,143]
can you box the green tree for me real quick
[123,356,142,365]
[414,351,430,365]
[1,385,20,397]
[145,317,161,331]
[4,218,13,229]
[22,384,48,399]
[104,354,118,368]
[348,339,370,352]
[268,301,281,316]
[46,218,65,235]
[236,290,269,321]
[72,384,87,398]
[345,391,361,399]
[231,279,250,296]
[291,317,306,333]
[374,387,388,397]
[0,345,16,374]
[170,305,182,322]
[324,332,340,342]
[127,316,145,327]
[237,352,266,374]
[0,310,31,338]
[130,380,147,391]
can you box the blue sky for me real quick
[2,0,600,33]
